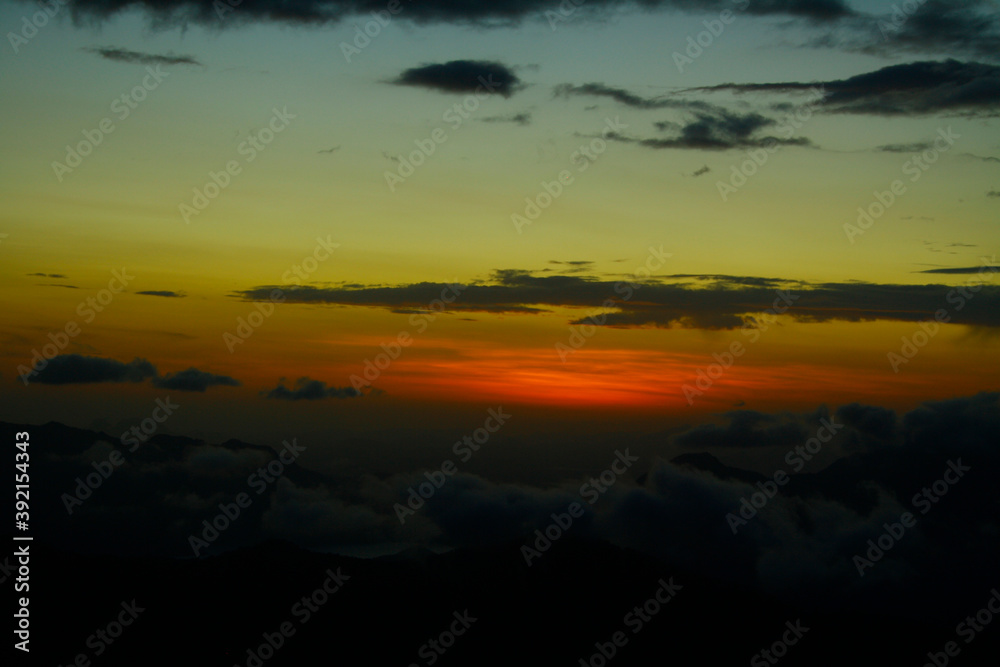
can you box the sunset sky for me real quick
[5,10,1000,663]
[1,0,998,445]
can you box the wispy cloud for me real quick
[481,112,532,126]
[262,377,363,400]
[85,46,202,67]
[692,60,1000,117]
[233,268,1000,330]
[152,368,241,392]
[136,290,186,298]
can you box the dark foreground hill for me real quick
[14,537,999,667]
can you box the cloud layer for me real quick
[393,60,522,97]
[694,60,1000,117]
[152,367,242,392]
[234,268,1000,329]
[29,355,157,384]
[27,355,240,390]
[19,392,1000,620]
[59,0,856,28]
[262,377,362,400]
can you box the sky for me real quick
[1,0,998,447]
[3,7,1000,652]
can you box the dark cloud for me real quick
[554,83,681,110]
[262,377,362,400]
[29,355,156,385]
[152,368,241,392]
[835,403,896,441]
[694,60,1000,117]
[26,354,242,391]
[136,290,186,298]
[739,0,852,21]
[554,83,745,116]
[234,268,1000,329]
[922,241,976,254]
[548,260,594,274]
[393,60,522,97]
[674,410,810,449]
[875,141,934,153]
[28,272,67,278]
[16,391,1000,622]
[609,109,810,151]
[58,0,855,28]
[317,145,341,154]
[481,112,532,126]
[85,46,202,66]
[549,260,593,266]
[918,265,999,275]
[989,191,1000,198]
[868,0,1000,61]
[664,274,786,287]
[553,85,810,150]
[691,165,711,177]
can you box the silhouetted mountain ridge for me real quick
[23,537,998,666]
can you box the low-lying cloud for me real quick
[234,267,1000,329]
